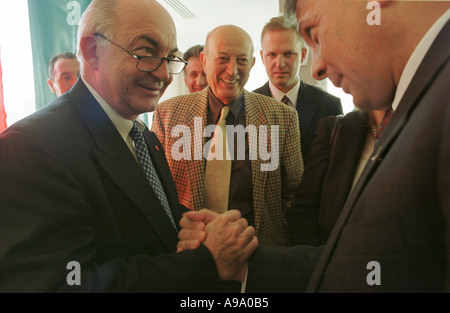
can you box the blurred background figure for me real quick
[183,44,208,93]
[47,52,80,97]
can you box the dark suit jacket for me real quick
[287,110,370,246]
[253,81,342,161]
[0,79,226,292]
[247,20,450,293]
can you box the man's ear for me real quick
[200,51,207,72]
[47,79,56,94]
[79,35,100,70]
[250,56,256,69]
[301,47,308,64]
[260,50,265,64]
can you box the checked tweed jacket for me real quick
[152,89,303,246]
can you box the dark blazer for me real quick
[287,110,370,246]
[0,79,226,292]
[247,20,450,293]
[253,80,342,160]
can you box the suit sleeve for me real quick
[287,116,335,246]
[246,244,323,292]
[438,91,450,291]
[0,130,226,292]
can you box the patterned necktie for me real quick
[375,106,393,140]
[129,121,177,229]
[203,106,231,213]
[281,95,290,106]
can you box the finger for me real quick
[176,238,202,252]
[179,216,206,231]
[235,217,249,230]
[178,228,206,242]
[218,209,242,223]
[240,225,256,242]
[241,235,259,259]
[184,209,219,224]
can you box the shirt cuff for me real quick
[240,267,249,293]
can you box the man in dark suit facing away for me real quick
[0,0,257,292]
[253,16,342,161]
[179,0,450,293]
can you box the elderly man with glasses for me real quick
[0,0,257,292]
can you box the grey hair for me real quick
[284,0,298,29]
[76,0,119,62]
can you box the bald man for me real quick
[152,25,303,246]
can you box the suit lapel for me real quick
[307,20,450,292]
[71,80,178,251]
[297,81,319,135]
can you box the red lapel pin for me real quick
[155,145,160,152]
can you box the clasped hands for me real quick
[177,209,258,282]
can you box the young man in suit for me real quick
[253,16,342,161]
[179,0,450,292]
[152,25,303,246]
[0,0,256,292]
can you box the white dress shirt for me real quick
[391,9,450,112]
[268,80,300,109]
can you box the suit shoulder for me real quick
[156,92,201,113]
[252,81,270,95]
[3,96,75,137]
[246,91,297,117]
[302,82,341,102]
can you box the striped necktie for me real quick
[129,121,177,229]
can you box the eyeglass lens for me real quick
[138,57,185,74]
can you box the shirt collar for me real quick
[207,87,244,123]
[391,9,450,112]
[268,79,300,109]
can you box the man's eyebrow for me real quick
[133,35,179,56]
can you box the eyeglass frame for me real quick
[94,33,187,74]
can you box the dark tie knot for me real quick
[129,121,142,141]
[281,95,290,105]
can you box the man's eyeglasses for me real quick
[94,33,187,74]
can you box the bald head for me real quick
[205,25,254,57]
[201,25,255,104]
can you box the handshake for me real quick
[177,209,259,282]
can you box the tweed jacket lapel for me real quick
[307,20,450,292]
[185,89,209,211]
[244,91,269,231]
